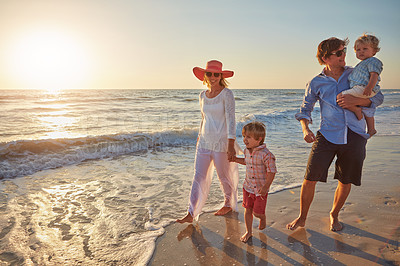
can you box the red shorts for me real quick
[242,188,267,215]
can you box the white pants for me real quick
[188,148,239,220]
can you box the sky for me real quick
[0,0,399,90]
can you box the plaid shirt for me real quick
[243,144,277,196]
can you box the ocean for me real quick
[0,88,399,265]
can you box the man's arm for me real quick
[337,94,371,108]
[337,90,384,109]
[295,81,318,123]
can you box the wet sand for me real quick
[150,136,400,265]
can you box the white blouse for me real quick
[197,88,236,152]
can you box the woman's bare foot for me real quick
[286,216,306,231]
[214,206,232,216]
[330,213,343,231]
[368,129,377,137]
[176,213,193,224]
[240,232,252,243]
[259,216,266,230]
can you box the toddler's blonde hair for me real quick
[242,121,266,145]
[354,34,380,53]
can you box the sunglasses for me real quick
[330,47,347,57]
[205,72,221,77]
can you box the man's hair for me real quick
[354,34,380,53]
[242,121,266,145]
[317,37,349,65]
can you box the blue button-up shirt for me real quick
[295,67,384,144]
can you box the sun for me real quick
[7,28,92,89]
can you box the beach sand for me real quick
[150,136,400,265]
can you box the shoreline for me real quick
[149,135,400,265]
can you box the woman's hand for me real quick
[227,145,236,161]
[227,139,236,161]
[228,155,236,162]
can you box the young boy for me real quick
[341,34,383,137]
[230,121,277,243]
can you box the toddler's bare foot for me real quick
[330,213,343,231]
[176,213,193,224]
[368,129,377,137]
[286,216,306,231]
[240,232,252,243]
[214,206,232,216]
[259,216,266,230]
[354,107,363,120]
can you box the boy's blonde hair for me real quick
[354,34,380,53]
[203,75,230,88]
[242,121,266,145]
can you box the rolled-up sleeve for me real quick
[295,81,317,123]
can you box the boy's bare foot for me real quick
[259,216,266,230]
[286,216,306,231]
[214,206,232,216]
[330,214,343,231]
[368,129,377,137]
[176,213,193,224]
[240,232,252,243]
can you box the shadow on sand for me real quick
[172,213,399,265]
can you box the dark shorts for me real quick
[242,188,267,215]
[305,128,367,186]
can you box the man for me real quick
[287,37,384,231]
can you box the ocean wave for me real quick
[383,91,400,96]
[181,98,197,102]
[237,108,299,124]
[0,130,198,179]
[377,105,400,111]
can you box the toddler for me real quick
[230,121,276,243]
[342,34,383,137]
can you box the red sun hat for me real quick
[193,60,234,81]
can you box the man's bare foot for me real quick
[330,213,343,231]
[259,216,266,230]
[368,129,377,137]
[214,206,232,216]
[240,232,252,243]
[176,213,193,224]
[286,217,306,231]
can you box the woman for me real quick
[176,60,239,223]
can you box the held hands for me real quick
[227,146,236,162]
